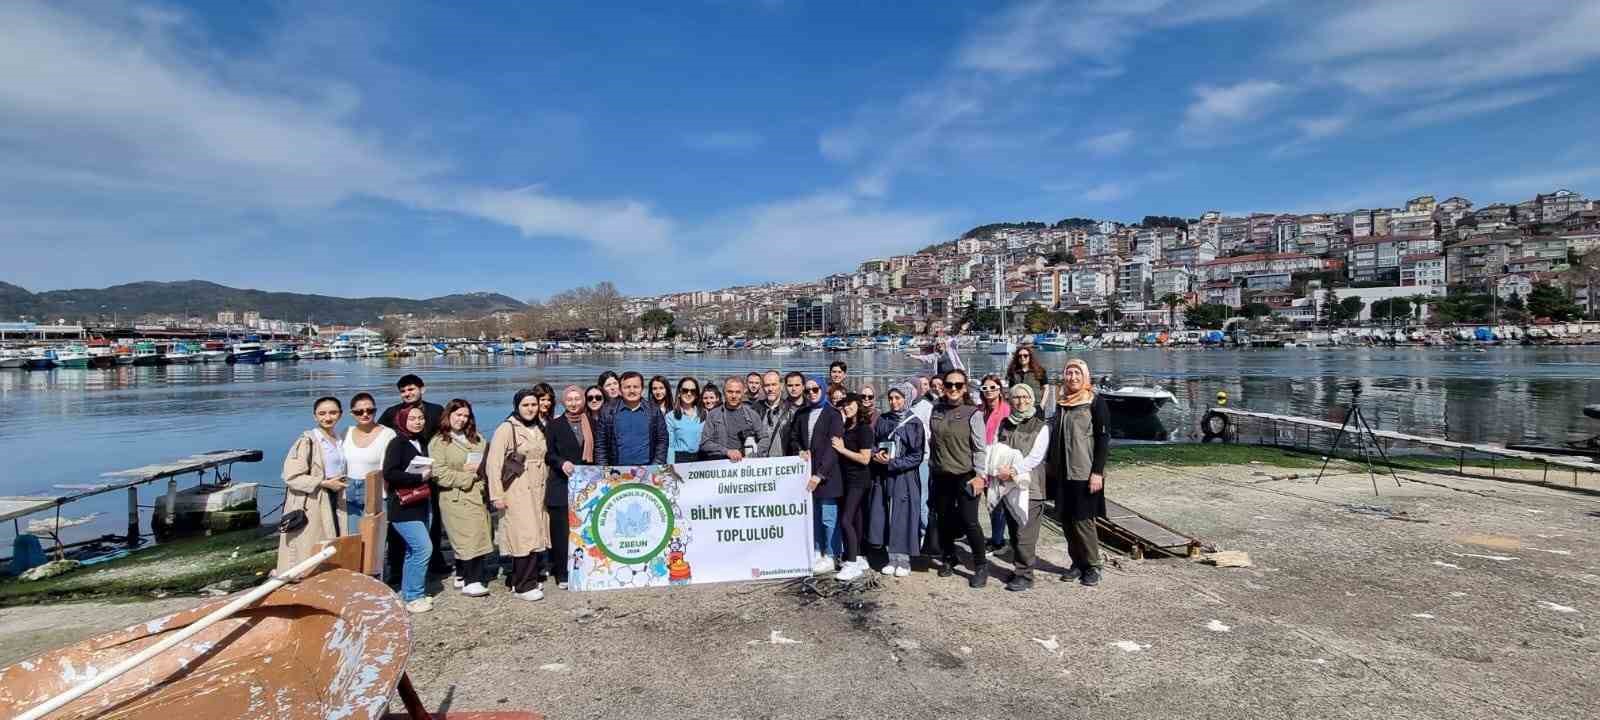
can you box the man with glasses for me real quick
[595,371,668,466]
[701,377,768,461]
[928,369,990,588]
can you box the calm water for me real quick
[3,347,1598,543]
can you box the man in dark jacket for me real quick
[379,374,444,443]
[701,378,769,460]
[379,373,448,575]
[594,371,668,465]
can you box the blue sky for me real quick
[3,0,1599,299]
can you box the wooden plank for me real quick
[0,497,58,524]
[1212,408,1597,472]
[1101,499,1197,552]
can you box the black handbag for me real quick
[278,509,308,534]
[499,422,526,491]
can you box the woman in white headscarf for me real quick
[988,383,1050,592]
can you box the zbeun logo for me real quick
[590,484,674,564]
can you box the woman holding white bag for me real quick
[986,383,1050,592]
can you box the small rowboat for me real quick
[0,539,539,719]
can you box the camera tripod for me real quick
[1315,403,1402,496]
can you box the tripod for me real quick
[1315,403,1402,496]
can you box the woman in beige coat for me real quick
[428,398,493,598]
[277,396,350,573]
[486,388,551,601]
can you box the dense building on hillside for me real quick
[1400,254,1446,287]
[783,297,834,337]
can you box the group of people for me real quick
[275,348,1109,613]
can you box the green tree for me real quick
[1369,298,1412,325]
[877,321,904,335]
[1159,292,1185,327]
[1319,288,1339,327]
[959,306,1002,333]
[1528,283,1581,321]
[638,308,675,339]
[1335,296,1366,325]
[1184,303,1232,328]
[1023,305,1054,333]
[1241,302,1272,320]
[1073,308,1098,326]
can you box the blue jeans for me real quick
[392,514,433,601]
[345,489,365,536]
[813,498,842,559]
[989,506,1008,546]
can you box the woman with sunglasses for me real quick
[977,374,1012,553]
[666,377,705,464]
[929,368,990,588]
[830,393,877,581]
[341,392,395,533]
[1006,345,1050,408]
[583,385,607,423]
[789,375,845,572]
[648,375,673,415]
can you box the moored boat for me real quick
[263,344,297,362]
[1098,382,1179,441]
[132,341,164,366]
[163,342,198,364]
[196,341,230,363]
[0,349,27,369]
[86,338,116,368]
[229,337,267,364]
[56,344,91,368]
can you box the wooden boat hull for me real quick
[0,569,411,720]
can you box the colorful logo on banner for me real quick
[570,465,693,589]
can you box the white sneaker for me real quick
[811,555,836,574]
[517,586,545,602]
[836,562,864,581]
[881,564,897,576]
[894,566,910,578]
[461,582,489,597]
[850,556,868,570]
[405,597,434,614]
[452,576,465,589]
[557,581,569,590]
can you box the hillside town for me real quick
[624,188,1598,338]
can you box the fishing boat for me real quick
[86,338,117,368]
[675,341,704,354]
[163,342,198,364]
[329,337,359,358]
[263,344,297,362]
[359,341,389,358]
[131,341,163,366]
[195,341,230,363]
[1098,382,1179,441]
[229,337,267,364]
[1032,332,1070,351]
[56,343,92,368]
[0,349,27,369]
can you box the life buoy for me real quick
[1200,410,1232,443]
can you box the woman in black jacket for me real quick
[538,384,589,589]
[383,406,436,612]
[789,374,845,573]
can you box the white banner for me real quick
[567,456,814,591]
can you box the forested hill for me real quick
[0,280,526,325]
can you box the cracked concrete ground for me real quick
[5,458,1598,719]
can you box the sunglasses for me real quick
[806,387,822,394]
[352,408,374,416]
[946,382,966,389]
[862,394,874,400]
[1009,395,1030,402]
[586,395,604,402]
[981,385,1000,392]
[681,388,698,395]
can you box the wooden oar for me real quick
[15,545,338,720]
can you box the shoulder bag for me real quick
[393,440,432,507]
[499,421,526,492]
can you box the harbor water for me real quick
[2,346,1598,543]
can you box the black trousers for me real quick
[507,554,541,594]
[454,555,488,586]
[539,504,571,583]
[841,483,869,560]
[932,471,986,571]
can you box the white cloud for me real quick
[1293,115,1350,140]
[699,192,952,284]
[1394,87,1560,129]
[0,2,675,256]
[1181,80,1287,142]
[1081,182,1127,203]
[683,130,765,152]
[1080,129,1134,156]
[1289,1,1600,95]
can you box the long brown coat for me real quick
[277,430,349,573]
[428,434,493,561]
[486,420,550,557]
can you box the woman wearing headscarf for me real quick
[382,405,435,612]
[428,399,492,597]
[1047,358,1110,587]
[539,385,592,589]
[977,374,1011,553]
[787,374,845,573]
[277,396,349,575]
[486,389,552,601]
[869,383,925,578]
[990,383,1050,592]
